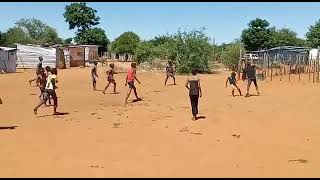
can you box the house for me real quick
[56,45,100,68]
[0,46,17,73]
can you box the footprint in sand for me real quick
[90,113,97,115]
[190,132,202,135]
[179,127,189,132]
[288,159,308,164]
[232,134,241,138]
[112,123,120,128]
[97,117,102,120]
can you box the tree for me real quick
[0,31,4,45]
[15,18,61,44]
[306,20,320,48]
[63,2,100,32]
[1,27,30,47]
[63,38,73,44]
[270,27,306,47]
[74,28,109,48]
[241,18,273,51]
[134,41,157,64]
[172,28,213,73]
[111,32,140,55]
[221,42,244,71]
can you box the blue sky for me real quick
[1,2,320,45]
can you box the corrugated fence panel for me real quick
[16,44,56,69]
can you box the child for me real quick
[102,63,117,94]
[44,66,52,106]
[91,62,99,91]
[125,62,141,105]
[164,60,176,86]
[185,69,202,121]
[36,68,47,102]
[243,62,261,97]
[33,68,58,115]
[29,56,43,86]
[225,72,242,97]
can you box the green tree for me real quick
[63,38,73,44]
[306,20,320,48]
[271,27,306,47]
[173,28,213,73]
[0,31,4,45]
[241,18,273,51]
[74,28,109,48]
[15,18,60,44]
[134,41,158,64]
[63,2,100,32]
[221,42,244,71]
[111,32,140,55]
[1,27,30,47]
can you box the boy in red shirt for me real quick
[125,63,141,105]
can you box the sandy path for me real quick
[0,67,319,177]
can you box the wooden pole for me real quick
[317,46,320,82]
[289,63,291,83]
[267,51,270,77]
[313,59,315,83]
[237,43,242,80]
[309,54,312,82]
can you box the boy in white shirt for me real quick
[33,68,59,115]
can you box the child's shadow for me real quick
[37,112,70,118]
[195,116,206,121]
[246,94,260,97]
[0,126,18,130]
[132,98,143,103]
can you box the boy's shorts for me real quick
[44,90,57,106]
[231,84,237,90]
[108,78,116,84]
[92,75,97,82]
[127,81,136,89]
[166,72,174,77]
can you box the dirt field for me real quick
[1,67,320,177]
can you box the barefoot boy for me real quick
[164,60,176,86]
[29,56,43,85]
[243,62,262,97]
[225,72,242,97]
[185,69,202,121]
[33,68,58,115]
[91,61,99,91]
[102,63,117,94]
[125,63,141,105]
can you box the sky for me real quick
[1,2,320,45]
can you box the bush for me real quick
[221,42,244,71]
[172,28,213,73]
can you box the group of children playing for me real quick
[91,61,142,105]
[30,57,261,121]
[225,62,261,98]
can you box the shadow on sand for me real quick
[194,116,206,121]
[37,112,70,118]
[0,126,18,130]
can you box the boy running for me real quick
[91,62,99,91]
[225,72,242,97]
[33,68,59,115]
[185,69,202,121]
[29,56,43,86]
[102,63,117,94]
[243,62,262,97]
[164,60,176,86]
[125,62,141,105]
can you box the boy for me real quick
[36,68,47,101]
[33,68,58,115]
[164,60,176,86]
[243,62,262,97]
[185,69,202,121]
[102,63,117,94]
[91,61,99,91]
[125,62,141,105]
[225,72,242,97]
[29,56,43,85]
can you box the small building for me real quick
[0,46,17,73]
[56,45,100,68]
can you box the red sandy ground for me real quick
[0,67,319,177]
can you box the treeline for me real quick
[2,3,320,73]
